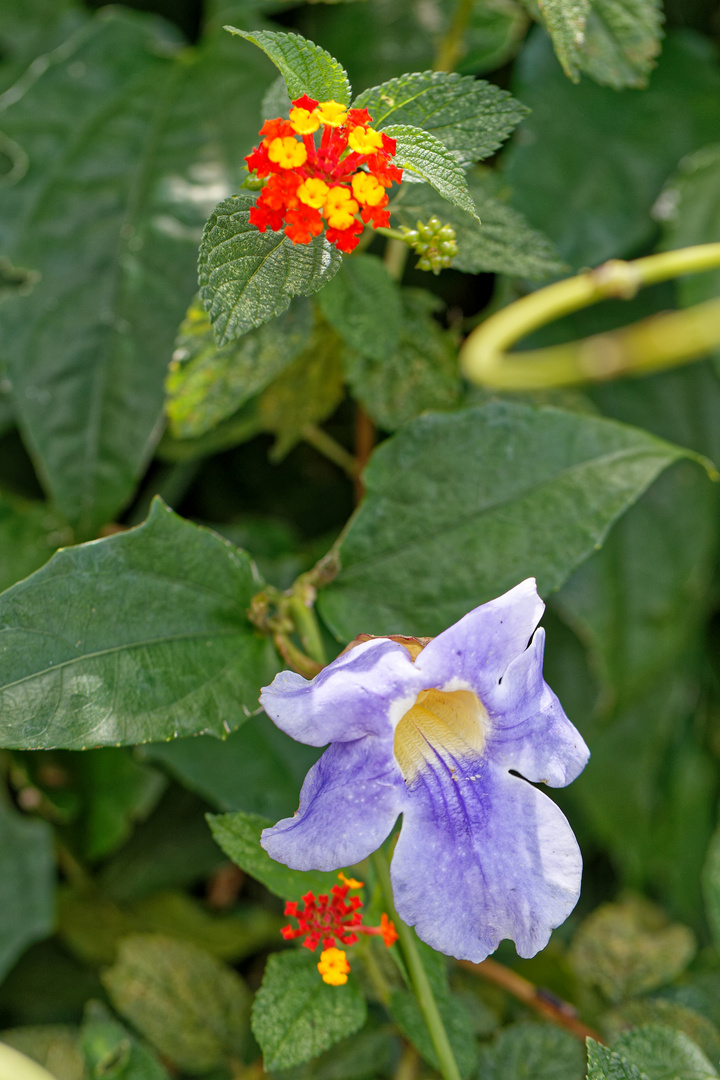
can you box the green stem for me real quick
[302,423,359,479]
[434,0,476,72]
[287,592,327,667]
[371,850,462,1080]
[459,243,720,390]
[384,237,409,282]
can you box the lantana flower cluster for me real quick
[245,95,403,254]
[282,872,398,985]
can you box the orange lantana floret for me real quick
[244,94,403,253]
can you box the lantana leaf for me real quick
[224,27,351,107]
[317,254,403,361]
[612,1024,718,1080]
[252,951,366,1072]
[0,497,278,749]
[354,71,527,167]
[390,172,566,280]
[198,194,342,346]
[519,0,592,81]
[581,0,663,89]
[586,1040,649,1080]
[381,125,479,220]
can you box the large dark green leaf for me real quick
[224,27,352,106]
[383,126,479,219]
[0,498,277,749]
[353,71,526,167]
[612,1024,718,1080]
[582,0,663,89]
[317,255,402,362]
[318,402,701,640]
[504,31,720,268]
[0,494,71,595]
[198,194,342,346]
[0,800,54,983]
[479,1021,585,1080]
[520,0,592,80]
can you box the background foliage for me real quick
[1,0,720,1078]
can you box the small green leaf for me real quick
[257,323,345,460]
[586,1040,648,1080]
[613,1024,718,1080]
[252,950,367,1071]
[208,811,343,901]
[479,1021,586,1080]
[80,1001,170,1080]
[390,172,565,279]
[165,298,313,439]
[0,497,277,749]
[344,289,460,431]
[199,194,342,346]
[318,402,700,640]
[383,126,479,219]
[356,71,524,167]
[582,0,663,89]
[606,1001,720,1065]
[522,0,592,81]
[355,71,526,167]
[103,935,250,1073]
[224,27,351,106]
[0,800,54,983]
[569,896,696,1003]
[317,255,402,362]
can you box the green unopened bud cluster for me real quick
[400,216,458,274]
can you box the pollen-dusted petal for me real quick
[317,100,349,127]
[325,185,359,229]
[267,136,308,169]
[297,177,329,209]
[260,637,423,746]
[261,736,406,871]
[415,578,545,700]
[289,106,321,135]
[483,628,590,787]
[348,125,384,155]
[391,756,582,962]
[351,171,385,206]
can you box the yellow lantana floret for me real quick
[324,186,359,229]
[351,172,386,207]
[316,100,348,127]
[348,125,384,154]
[297,178,330,209]
[318,948,350,986]
[267,136,307,169]
[289,106,321,135]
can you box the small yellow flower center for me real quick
[393,688,488,784]
[297,177,330,209]
[289,106,321,135]
[267,136,307,169]
[316,100,348,127]
[317,947,350,986]
[348,125,384,154]
[351,172,385,206]
[324,186,359,229]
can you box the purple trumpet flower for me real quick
[260,579,589,963]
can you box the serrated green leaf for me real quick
[569,897,696,1004]
[581,0,663,89]
[523,0,592,80]
[199,194,342,346]
[318,402,699,640]
[0,800,54,983]
[479,1021,585,1080]
[389,988,477,1077]
[317,255,402,362]
[251,950,366,1071]
[390,171,565,279]
[286,1026,397,1080]
[208,811,343,900]
[0,1026,84,1080]
[224,27,351,106]
[344,289,460,431]
[353,71,526,167]
[504,32,720,268]
[165,299,313,439]
[606,1001,720,1065]
[103,935,250,1073]
[587,1040,648,1080]
[613,1024,718,1080]
[257,324,345,460]
[0,497,277,749]
[383,126,479,219]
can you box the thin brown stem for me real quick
[458,957,604,1044]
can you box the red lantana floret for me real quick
[244,95,403,253]
[281,873,399,956]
